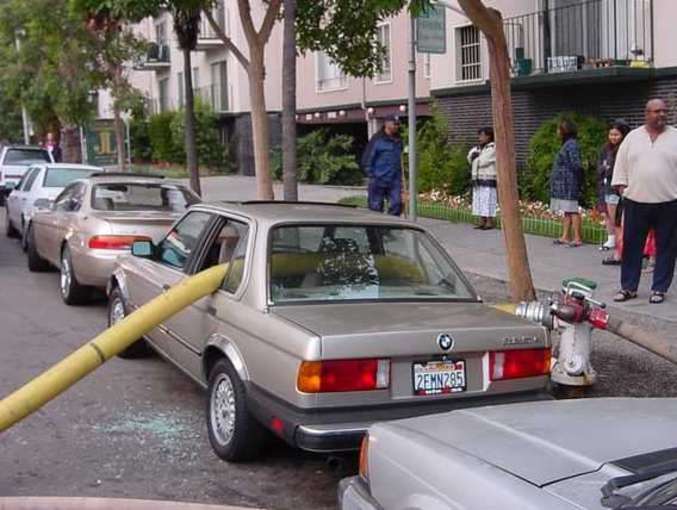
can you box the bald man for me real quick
[611,99,677,304]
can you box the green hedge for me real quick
[523,113,607,207]
[137,99,233,173]
[271,129,363,185]
[409,106,470,196]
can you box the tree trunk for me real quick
[282,0,298,201]
[488,35,535,302]
[183,47,201,196]
[61,126,82,163]
[113,107,126,171]
[112,65,126,171]
[458,0,535,302]
[248,45,274,200]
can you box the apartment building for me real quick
[431,0,677,162]
[130,2,283,176]
[295,10,433,152]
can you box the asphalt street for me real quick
[1,205,677,508]
[0,211,347,509]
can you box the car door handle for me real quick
[162,284,171,292]
[207,305,217,316]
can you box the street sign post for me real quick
[416,5,446,54]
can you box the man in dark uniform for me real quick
[361,115,403,216]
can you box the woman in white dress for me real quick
[468,127,497,230]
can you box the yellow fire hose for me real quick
[0,263,228,433]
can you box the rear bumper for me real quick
[338,477,382,510]
[73,250,123,288]
[246,383,552,453]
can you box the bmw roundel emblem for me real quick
[437,333,454,351]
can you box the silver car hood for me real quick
[387,398,677,487]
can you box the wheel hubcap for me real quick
[60,254,71,296]
[210,373,236,446]
[110,298,125,325]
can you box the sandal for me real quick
[602,257,621,266]
[553,239,567,245]
[613,290,637,302]
[649,292,665,304]
[566,241,583,248]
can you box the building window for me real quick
[375,22,392,83]
[177,72,184,108]
[192,67,199,89]
[457,25,481,82]
[155,21,167,45]
[158,78,169,112]
[424,53,432,79]
[316,52,347,91]
[210,61,228,112]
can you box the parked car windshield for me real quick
[44,168,96,188]
[91,183,199,212]
[269,224,475,304]
[5,149,51,165]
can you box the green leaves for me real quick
[524,113,607,207]
[296,0,431,78]
[272,129,362,185]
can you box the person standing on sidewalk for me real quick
[597,121,630,251]
[550,119,584,247]
[612,99,677,304]
[362,115,403,216]
[468,127,497,230]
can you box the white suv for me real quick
[5,163,101,246]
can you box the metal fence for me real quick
[339,196,607,245]
[504,0,654,77]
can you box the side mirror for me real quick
[131,240,153,258]
[33,198,53,211]
[5,182,16,192]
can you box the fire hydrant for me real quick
[515,277,609,388]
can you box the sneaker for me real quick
[600,236,615,250]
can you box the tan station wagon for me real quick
[108,202,552,462]
[27,173,199,305]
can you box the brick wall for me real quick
[435,74,677,166]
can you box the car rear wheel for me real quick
[207,359,266,462]
[109,286,152,359]
[60,246,90,305]
[5,208,19,238]
[20,219,28,252]
[26,224,49,272]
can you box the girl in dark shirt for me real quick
[597,121,630,251]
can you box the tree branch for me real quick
[204,8,249,71]
[258,0,282,43]
[457,0,502,40]
[237,0,258,47]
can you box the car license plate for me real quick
[413,360,466,396]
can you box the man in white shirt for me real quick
[611,99,677,304]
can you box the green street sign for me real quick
[84,120,121,167]
[416,5,446,54]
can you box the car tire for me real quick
[108,286,153,359]
[20,219,28,252]
[206,358,266,462]
[5,208,19,238]
[26,224,50,272]
[60,245,90,305]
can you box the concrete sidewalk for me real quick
[197,175,676,326]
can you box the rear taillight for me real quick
[489,348,551,381]
[88,235,151,250]
[297,359,390,393]
[359,434,369,482]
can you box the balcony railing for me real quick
[196,84,229,112]
[198,6,225,40]
[503,0,653,77]
[146,42,170,63]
